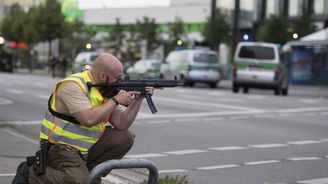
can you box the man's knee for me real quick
[115,130,135,150]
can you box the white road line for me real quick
[203,117,225,121]
[298,178,328,184]
[154,96,259,111]
[299,99,320,104]
[277,113,296,117]
[6,89,23,94]
[158,169,188,174]
[102,174,129,183]
[320,139,328,142]
[174,118,198,122]
[249,143,288,149]
[272,107,328,113]
[247,95,265,99]
[253,114,275,118]
[147,120,172,124]
[197,164,240,170]
[287,157,321,161]
[0,97,14,105]
[0,120,42,125]
[0,128,38,145]
[35,94,49,99]
[227,116,251,120]
[124,153,167,159]
[217,98,245,103]
[0,173,15,177]
[209,146,248,151]
[244,160,280,165]
[207,91,227,96]
[165,149,208,155]
[287,140,322,145]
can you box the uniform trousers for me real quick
[28,127,134,184]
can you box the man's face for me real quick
[100,71,122,84]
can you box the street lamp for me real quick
[0,36,5,44]
[177,39,183,46]
[292,33,299,39]
[86,43,92,50]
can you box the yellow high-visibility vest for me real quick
[40,70,105,154]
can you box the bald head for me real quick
[92,53,123,83]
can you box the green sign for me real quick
[61,0,85,22]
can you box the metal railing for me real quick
[86,159,158,184]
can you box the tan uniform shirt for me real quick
[56,81,92,115]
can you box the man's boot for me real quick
[12,161,28,184]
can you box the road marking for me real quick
[299,99,320,104]
[277,113,296,117]
[125,153,167,159]
[203,117,225,121]
[154,96,259,111]
[6,89,23,94]
[227,116,251,120]
[244,160,280,165]
[136,107,328,120]
[287,157,321,161]
[0,128,38,145]
[207,91,227,96]
[0,173,15,177]
[35,94,49,99]
[0,97,14,105]
[298,178,328,184]
[320,139,328,142]
[165,149,208,155]
[249,143,288,149]
[287,140,322,145]
[197,164,240,170]
[247,95,265,99]
[0,120,42,125]
[253,114,275,118]
[174,118,198,122]
[158,169,188,174]
[217,98,245,103]
[209,146,247,151]
[147,120,172,124]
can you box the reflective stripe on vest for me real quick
[40,71,105,153]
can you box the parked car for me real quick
[160,49,221,88]
[232,42,289,95]
[72,51,102,73]
[125,59,162,79]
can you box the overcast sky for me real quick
[78,0,171,9]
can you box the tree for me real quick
[292,15,315,38]
[202,9,230,51]
[136,17,158,53]
[107,18,125,58]
[0,4,26,42]
[259,15,291,45]
[33,0,69,42]
[166,16,187,52]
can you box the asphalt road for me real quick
[0,72,328,184]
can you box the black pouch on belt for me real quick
[26,139,50,175]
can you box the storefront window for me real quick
[266,0,276,18]
[313,0,325,14]
[289,0,301,17]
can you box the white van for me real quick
[72,52,102,73]
[160,49,221,88]
[232,42,289,95]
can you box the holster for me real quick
[26,139,50,175]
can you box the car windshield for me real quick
[193,53,218,63]
[238,46,275,60]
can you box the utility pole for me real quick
[210,0,217,50]
[232,0,240,61]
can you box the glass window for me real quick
[238,46,275,60]
[266,0,276,18]
[314,0,325,14]
[289,0,301,17]
[193,53,218,63]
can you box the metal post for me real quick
[86,159,159,184]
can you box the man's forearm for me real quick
[118,98,143,129]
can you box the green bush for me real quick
[140,175,189,184]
